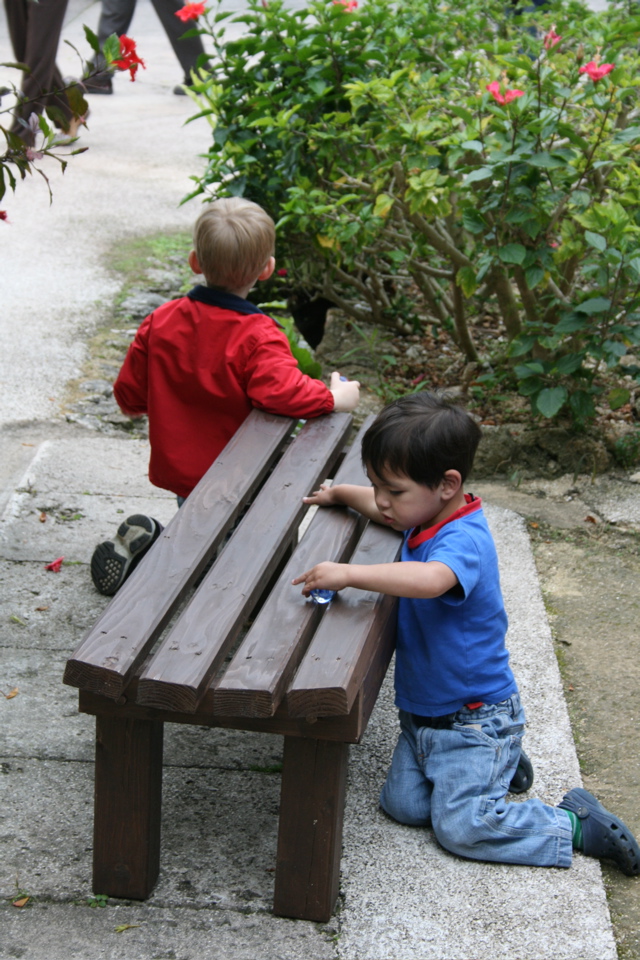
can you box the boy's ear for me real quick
[258,256,276,282]
[441,470,462,500]
[188,250,202,276]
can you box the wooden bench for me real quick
[63,409,401,923]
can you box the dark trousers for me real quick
[4,0,74,134]
[95,0,206,79]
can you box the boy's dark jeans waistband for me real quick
[412,701,485,729]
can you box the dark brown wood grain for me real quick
[212,420,375,718]
[273,736,349,922]
[64,411,297,699]
[286,522,401,718]
[68,408,403,924]
[92,715,163,900]
[135,413,354,714]
[79,681,365,743]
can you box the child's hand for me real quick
[302,482,336,507]
[330,371,360,412]
[292,561,351,596]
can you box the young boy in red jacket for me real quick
[91,197,360,595]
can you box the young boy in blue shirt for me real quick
[292,392,640,875]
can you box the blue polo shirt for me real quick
[395,496,517,717]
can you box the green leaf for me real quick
[102,33,121,64]
[554,353,583,375]
[457,266,477,298]
[527,152,566,169]
[518,377,544,397]
[373,193,395,218]
[498,244,526,265]
[83,26,100,55]
[536,386,568,418]
[555,313,587,334]
[576,297,611,315]
[515,361,545,378]
[462,209,487,235]
[464,167,493,184]
[508,335,536,357]
[604,340,627,359]
[584,231,607,253]
[524,266,544,289]
[569,391,596,421]
[461,140,484,153]
[608,387,630,411]
[613,126,640,144]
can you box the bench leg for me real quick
[93,715,163,900]
[274,736,349,922]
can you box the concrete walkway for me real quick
[0,2,620,958]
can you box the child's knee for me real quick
[379,783,431,827]
[431,808,479,856]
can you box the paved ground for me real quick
[0,1,632,958]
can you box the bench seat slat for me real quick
[63,411,296,699]
[213,419,376,718]
[135,414,353,714]
[286,523,401,718]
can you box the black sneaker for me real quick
[508,749,534,794]
[173,77,194,95]
[91,514,163,595]
[559,787,640,876]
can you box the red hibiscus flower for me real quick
[277,267,288,277]
[333,0,358,9]
[543,26,562,50]
[486,81,524,105]
[44,557,64,572]
[113,35,146,81]
[175,2,206,21]
[579,61,614,82]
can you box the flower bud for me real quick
[576,43,584,63]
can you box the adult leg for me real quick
[96,0,136,54]
[4,0,73,135]
[150,0,207,81]
[84,0,135,90]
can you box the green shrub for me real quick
[187,0,640,423]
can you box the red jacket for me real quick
[114,286,335,497]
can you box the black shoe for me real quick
[173,77,194,95]
[508,749,534,794]
[91,515,163,595]
[559,787,640,876]
[84,72,113,95]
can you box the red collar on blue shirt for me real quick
[406,493,482,549]
[187,284,283,327]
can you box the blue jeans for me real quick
[380,694,573,868]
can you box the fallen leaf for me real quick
[115,924,140,933]
[528,522,539,529]
[44,557,64,572]
[35,606,49,612]
[584,515,597,524]
[10,615,26,626]
[39,512,47,523]
[12,897,29,907]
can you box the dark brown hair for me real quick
[361,392,482,487]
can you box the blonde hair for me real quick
[193,198,275,290]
